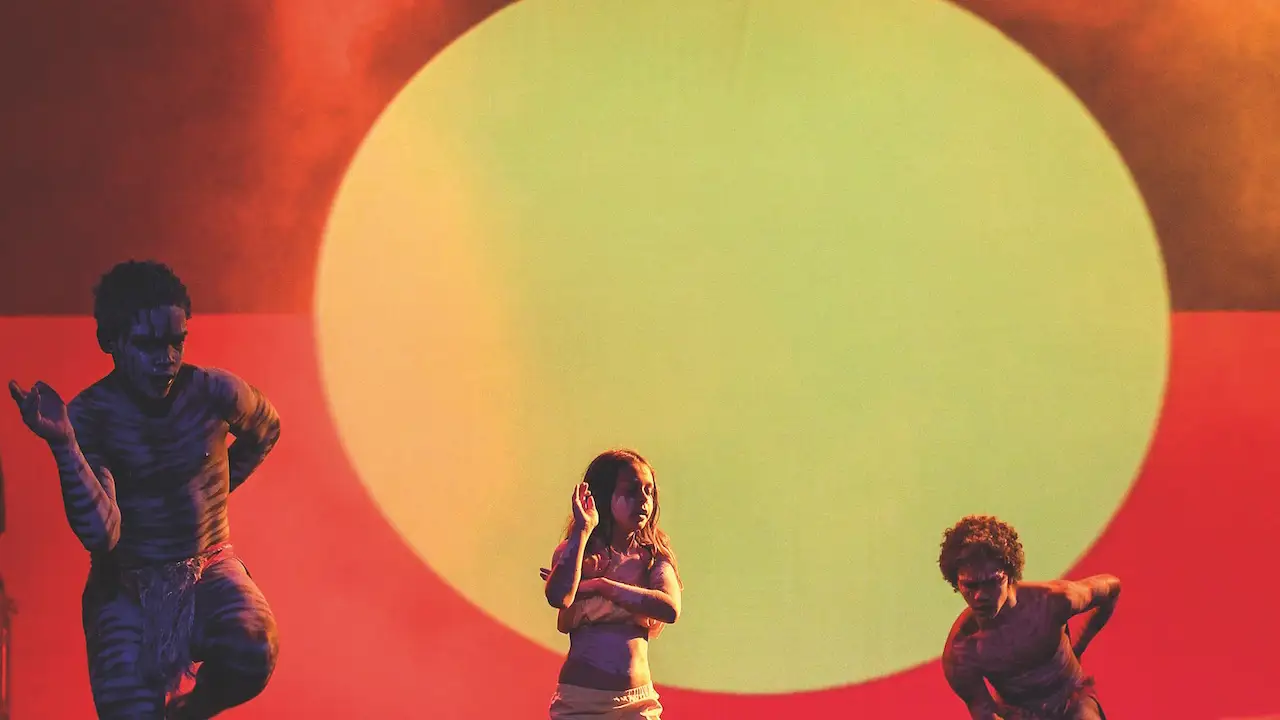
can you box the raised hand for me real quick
[570,481,599,534]
[9,380,74,443]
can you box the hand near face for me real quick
[570,482,599,533]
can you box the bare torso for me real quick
[560,625,653,690]
[946,584,1088,713]
[72,366,240,566]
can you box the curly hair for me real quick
[92,260,192,352]
[938,515,1025,590]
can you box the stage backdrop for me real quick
[2,1,1278,717]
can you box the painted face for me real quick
[111,305,188,399]
[610,462,655,533]
[956,555,1012,620]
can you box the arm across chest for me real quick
[585,550,656,587]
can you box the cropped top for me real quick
[552,542,673,638]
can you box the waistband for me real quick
[93,542,234,575]
[554,683,659,704]
[999,676,1097,720]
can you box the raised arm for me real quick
[544,483,599,608]
[580,556,681,624]
[1052,574,1121,658]
[10,381,120,553]
[942,638,1004,720]
[544,531,591,609]
[205,368,282,493]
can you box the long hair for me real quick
[563,448,680,584]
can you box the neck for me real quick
[609,526,637,553]
[109,366,185,417]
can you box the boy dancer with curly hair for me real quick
[938,515,1120,720]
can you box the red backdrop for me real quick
[2,1,1279,718]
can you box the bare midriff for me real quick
[559,622,652,691]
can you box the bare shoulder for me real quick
[1038,576,1121,595]
[1016,581,1059,601]
[943,608,978,660]
[68,375,120,421]
[191,365,240,393]
[1043,574,1122,618]
[190,365,255,408]
[642,545,671,570]
[942,609,988,695]
[646,549,680,589]
[193,365,233,380]
[1008,581,1071,620]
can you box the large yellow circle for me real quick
[315,0,1168,692]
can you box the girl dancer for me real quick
[541,449,682,719]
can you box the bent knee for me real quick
[240,618,280,682]
[215,613,279,689]
[223,637,277,699]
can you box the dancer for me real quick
[540,449,682,719]
[9,260,281,719]
[938,515,1120,719]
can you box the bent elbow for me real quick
[77,514,120,554]
[661,604,680,625]
[266,418,283,447]
[80,527,118,554]
[546,589,572,610]
[1105,575,1122,601]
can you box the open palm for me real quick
[571,482,599,532]
[9,380,74,442]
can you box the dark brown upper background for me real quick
[1,0,1277,314]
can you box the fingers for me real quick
[8,380,25,405]
[21,385,39,416]
[539,567,551,580]
[34,380,63,405]
[572,482,593,509]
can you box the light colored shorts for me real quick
[549,683,662,719]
